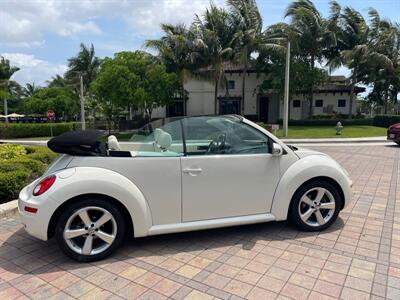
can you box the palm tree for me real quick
[65,43,101,94]
[24,82,41,97]
[327,7,393,118]
[145,24,195,115]
[0,56,20,121]
[191,4,235,114]
[47,74,68,88]
[285,0,337,118]
[227,0,262,114]
[367,9,398,114]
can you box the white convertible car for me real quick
[19,115,352,261]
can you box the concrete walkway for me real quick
[0,144,399,299]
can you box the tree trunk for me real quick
[348,71,357,119]
[241,64,247,115]
[384,80,390,114]
[181,82,186,116]
[214,77,219,115]
[308,57,315,119]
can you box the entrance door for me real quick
[259,97,269,122]
[167,100,184,117]
[219,97,241,115]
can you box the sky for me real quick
[1,0,399,87]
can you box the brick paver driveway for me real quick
[0,144,399,300]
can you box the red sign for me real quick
[47,110,55,119]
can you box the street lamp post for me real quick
[3,98,8,123]
[283,40,291,137]
[80,74,86,130]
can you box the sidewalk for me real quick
[281,136,388,144]
[1,136,389,146]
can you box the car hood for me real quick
[293,147,329,159]
[389,123,400,130]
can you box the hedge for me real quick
[25,146,58,164]
[373,115,400,128]
[0,144,26,160]
[275,118,373,126]
[0,144,57,202]
[0,170,30,200]
[0,122,78,139]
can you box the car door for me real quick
[181,116,280,222]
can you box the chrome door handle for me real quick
[183,168,202,174]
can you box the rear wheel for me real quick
[55,198,125,262]
[289,181,342,231]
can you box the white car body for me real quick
[19,116,352,245]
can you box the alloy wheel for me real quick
[63,206,117,256]
[298,187,336,227]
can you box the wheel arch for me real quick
[47,193,134,239]
[271,156,351,221]
[45,167,153,239]
[287,176,345,213]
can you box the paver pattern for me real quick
[0,144,399,300]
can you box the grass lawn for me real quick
[273,125,386,139]
[3,125,386,140]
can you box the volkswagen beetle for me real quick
[19,115,352,261]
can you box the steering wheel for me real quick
[206,133,226,154]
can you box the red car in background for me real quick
[387,123,400,145]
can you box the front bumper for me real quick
[18,181,57,241]
[387,131,400,141]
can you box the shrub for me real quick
[25,146,57,164]
[0,158,46,179]
[0,145,57,202]
[0,122,78,139]
[0,144,27,160]
[0,170,30,200]
[373,115,400,128]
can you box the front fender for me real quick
[271,155,352,220]
[48,167,152,237]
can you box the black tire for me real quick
[395,141,400,146]
[55,198,126,262]
[288,180,342,232]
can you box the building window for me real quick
[227,80,235,90]
[293,100,301,107]
[315,99,323,107]
[338,99,346,107]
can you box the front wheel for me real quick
[289,181,342,231]
[55,198,126,262]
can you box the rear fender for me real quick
[48,167,152,237]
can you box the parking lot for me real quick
[0,144,399,300]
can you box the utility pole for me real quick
[3,98,8,123]
[283,40,291,137]
[80,73,86,130]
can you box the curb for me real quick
[0,200,18,219]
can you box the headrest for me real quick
[157,131,172,151]
[108,135,120,151]
[154,128,163,141]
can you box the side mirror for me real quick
[272,143,283,156]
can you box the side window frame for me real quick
[181,117,272,156]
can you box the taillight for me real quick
[33,175,56,196]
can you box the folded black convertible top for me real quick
[47,130,107,156]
